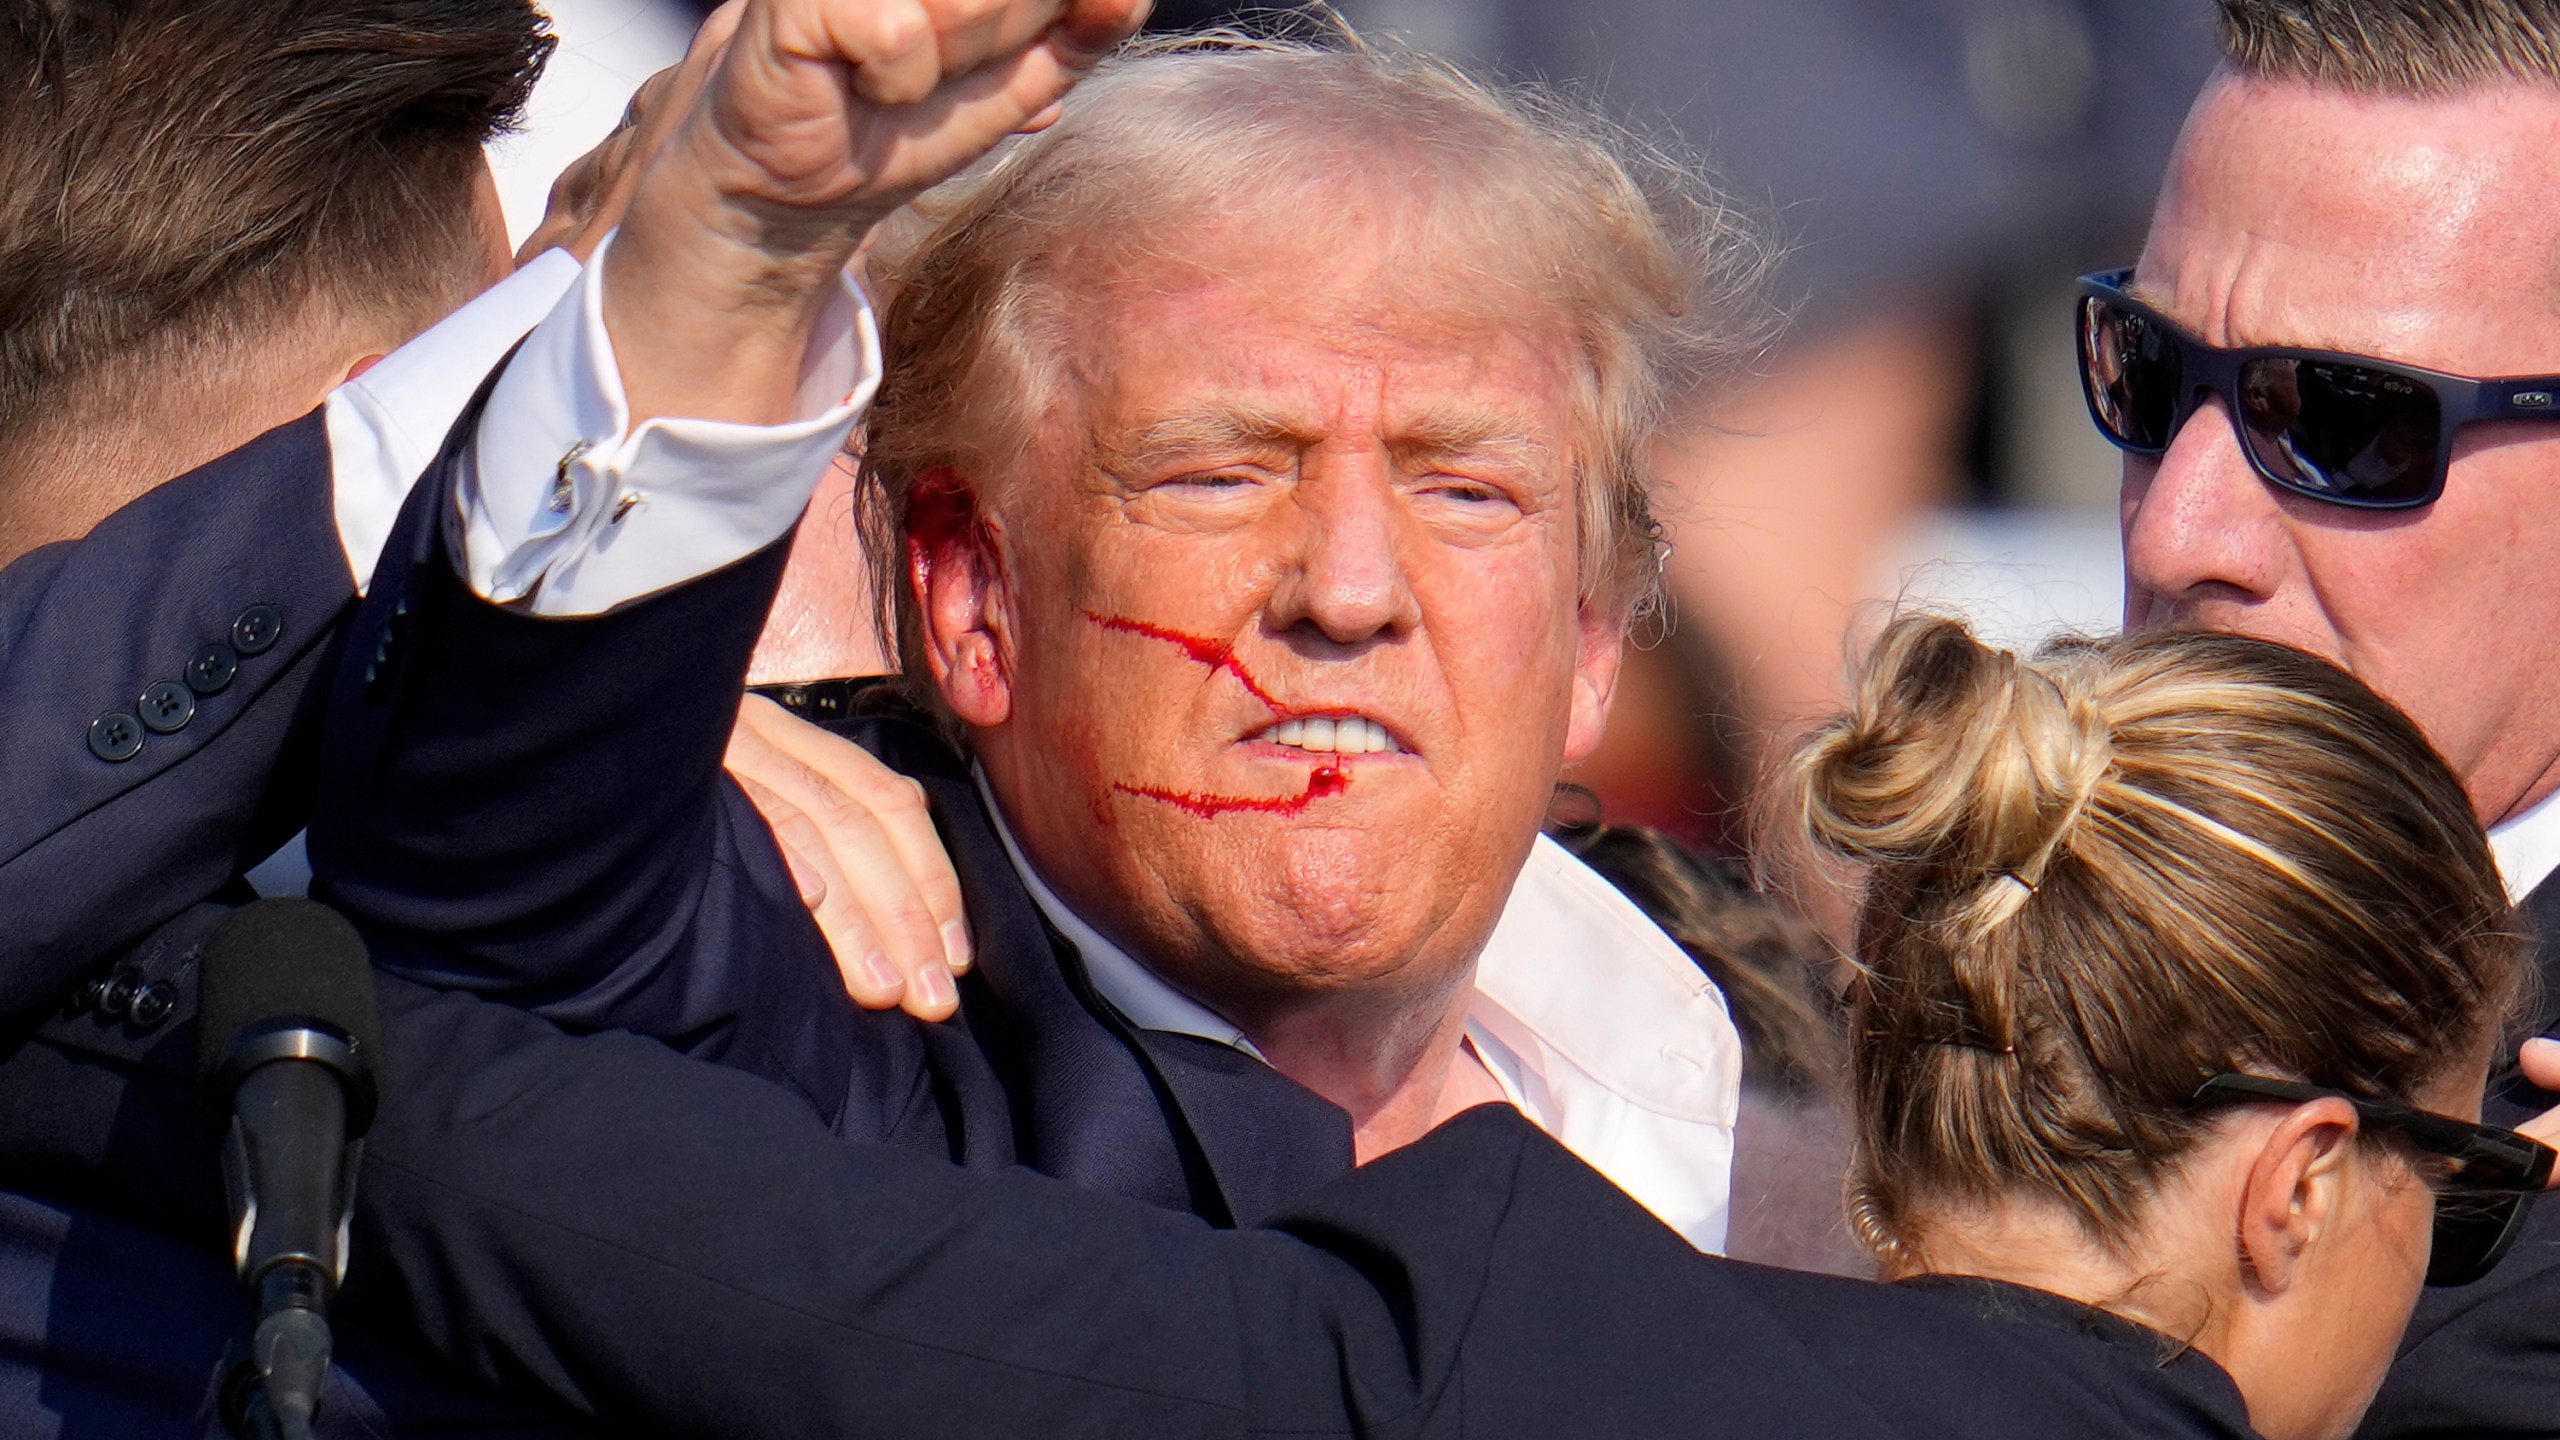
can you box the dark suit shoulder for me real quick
[1399,1115,2259,1440]
[0,410,346,1019]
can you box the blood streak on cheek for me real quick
[1083,612,1283,711]
[1114,764,1349,818]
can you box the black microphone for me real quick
[197,899,384,1440]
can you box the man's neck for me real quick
[1237,978,1506,1163]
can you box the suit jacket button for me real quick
[231,604,283,656]
[186,642,239,695]
[128,982,177,1031]
[97,970,140,1018]
[66,973,106,1014]
[139,681,196,734]
[88,711,145,762]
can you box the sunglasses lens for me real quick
[2237,358,2443,506]
[2426,1189,2534,1287]
[2080,296,2180,450]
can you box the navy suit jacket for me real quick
[0,414,596,1437]
[310,442,1357,1230]
[2359,876,2560,1439]
[346,974,2262,1440]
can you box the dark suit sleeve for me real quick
[307,433,862,1112]
[2359,1202,2560,1440]
[357,982,2118,1440]
[0,413,347,1027]
[354,976,1501,1440]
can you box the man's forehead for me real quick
[1097,397,1562,465]
[2139,73,2560,367]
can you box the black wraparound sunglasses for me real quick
[2189,1073,2555,1287]
[2076,268,2560,509]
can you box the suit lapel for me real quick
[1124,1030,1356,1226]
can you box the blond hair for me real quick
[855,22,1777,676]
[1788,616,2526,1268]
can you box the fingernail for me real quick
[2526,1036,2560,1057]
[861,951,899,993]
[941,919,973,973]
[916,965,957,1011]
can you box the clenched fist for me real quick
[605,0,1149,428]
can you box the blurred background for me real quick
[491,0,2225,1275]
[495,0,2217,853]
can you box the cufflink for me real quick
[547,440,591,516]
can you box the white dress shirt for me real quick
[319,232,876,614]
[2491,783,2560,904]
[979,774,1742,1253]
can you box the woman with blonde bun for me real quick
[350,618,2558,1440]
[1788,614,2558,1440]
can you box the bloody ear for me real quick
[907,468,1012,726]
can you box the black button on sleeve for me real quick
[138,681,196,734]
[98,970,140,1019]
[230,603,283,656]
[128,982,177,1031]
[185,642,239,695]
[87,711,145,762]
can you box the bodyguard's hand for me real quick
[607,0,1148,428]
[726,695,972,1021]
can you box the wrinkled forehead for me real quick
[1028,196,1595,475]
[2138,72,2560,370]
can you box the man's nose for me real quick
[2120,395,2289,619]
[1268,459,1421,646]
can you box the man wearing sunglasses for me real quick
[2086,4,2560,1433]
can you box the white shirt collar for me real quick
[972,768,1740,1252]
[2490,784,2560,904]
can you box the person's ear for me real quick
[2234,1097,2360,1297]
[1562,600,1626,765]
[910,470,1013,728]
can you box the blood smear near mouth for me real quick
[1115,764,1349,818]
[1085,612,1283,711]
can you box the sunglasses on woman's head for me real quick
[2076,268,2560,509]
[2189,1073,2555,1287]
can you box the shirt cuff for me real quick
[459,227,881,617]
[325,248,583,596]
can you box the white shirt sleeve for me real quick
[324,248,583,595]
[458,228,880,616]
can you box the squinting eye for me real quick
[1423,480,1505,504]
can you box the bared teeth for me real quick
[1257,716,1399,755]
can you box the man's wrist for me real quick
[602,146,877,429]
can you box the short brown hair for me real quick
[856,24,1777,681]
[1788,616,2528,1268]
[2217,0,2560,92]
[0,0,551,433]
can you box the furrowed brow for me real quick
[1388,408,1552,471]
[1101,406,1314,470]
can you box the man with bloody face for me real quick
[314,29,1757,1249]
